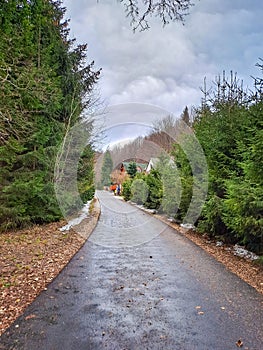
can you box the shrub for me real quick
[131,179,148,204]
[197,195,228,240]
[122,179,132,201]
[144,170,163,210]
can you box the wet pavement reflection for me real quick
[1,191,262,350]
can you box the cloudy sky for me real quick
[63,0,263,147]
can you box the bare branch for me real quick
[118,0,195,31]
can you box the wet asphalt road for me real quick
[1,191,262,350]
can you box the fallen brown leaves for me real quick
[0,221,85,335]
[156,214,263,296]
[183,229,263,295]
[236,339,244,347]
[0,198,100,336]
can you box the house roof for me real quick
[146,157,175,173]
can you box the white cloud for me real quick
[63,0,263,119]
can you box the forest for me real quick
[0,0,100,230]
[0,1,262,255]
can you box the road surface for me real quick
[1,191,262,349]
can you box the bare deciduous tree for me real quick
[117,0,195,31]
[111,169,129,184]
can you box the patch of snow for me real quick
[59,200,92,232]
[216,241,224,247]
[233,245,259,261]
[114,195,124,200]
[144,208,157,214]
[130,202,156,214]
[180,223,195,230]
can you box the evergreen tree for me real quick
[181,106,190,125]
[156,156,181,216]
[100,150,113,187]
[0,0,99,230]
[222,102,263,253]
[77,145,95,203]
[144,169,163,210]
[122,178,132,201]
[193,70,262,253]
[131,178,148,205]
[127,162,137,178]
[171,143,193,221]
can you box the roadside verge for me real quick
[0,196,101,336]
[122,197,263,295]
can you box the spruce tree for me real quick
[127,162,137,178]
[100,150,113,187]
[0,0,100,230]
